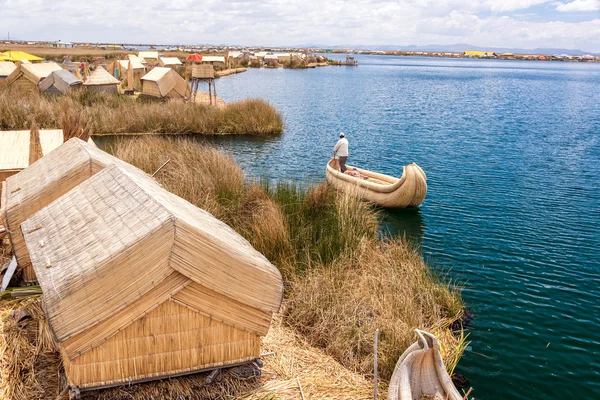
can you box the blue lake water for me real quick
[204,56,600,399]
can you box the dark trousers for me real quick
[339,156,348,173]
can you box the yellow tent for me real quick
[0,51,44,62]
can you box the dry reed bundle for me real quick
[285,240,464,380]
[28,122,43,165]
[61,110,91,142]
[0,298,62,400]
[242,312,373,400]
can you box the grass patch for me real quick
[0,85,283,136]
[109,137,465,380]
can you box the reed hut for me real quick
[0,129,70,185]
[20,163,283,391]
[5,62,62,92]
[0,61,16,81]
[141,67,190,99]
[83,66,120,93]
[138,51,158,62]
[0,138,111,283]
[107,58,145,78]
[201,56,226,68]
[39,69,82,94]
[158,56,183,69]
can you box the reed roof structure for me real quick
[138,51,159,60]
[0,129,75,185]
[0,61,16,78]
[141,67,190,98]
[158,56,183,67]
[83,66,120,92]
[0,138,115,283]
[18,149,283,389]
[38,69,82,94]
[5,62,62,91]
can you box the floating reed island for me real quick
[0,135,468,398]
[0,84,283,136]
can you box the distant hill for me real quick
[294,43,596,55]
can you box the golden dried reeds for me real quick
[0,85,283,136]
[0,298,62,400]
[28,122,43,165]
[109,137,466,382]
[61,109,91,142]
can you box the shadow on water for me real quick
[378,207,425,244]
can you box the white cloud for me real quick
[556,0,600,11]
[0,0,598,51]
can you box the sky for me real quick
[1,0,599,52]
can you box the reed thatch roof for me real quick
[119,58,144,70]
[0,61,16,77]
[83,66,120,86]
[22,162,282,347]
[38,69,82,93]
[0,129,67,172]
[141,67,189,98]
[159,57,183,66]
[139,51,159,60]
[0,138,109,283]
[202,56,226,63]
[6,62,62,85]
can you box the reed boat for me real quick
[387,330,462,400]
[325,159,427,208]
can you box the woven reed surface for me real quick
[22,163,281,334]
[173,280,272,335]
[83,66,120,86]
[2,138,113,282]
[23,166,175,341]
[192,64,215,78]
[0,129,64,171]
[387,331,462,400]
[326,160,428,208]
[16,141,282,388]
[62,271,191,359]
[63,300,260,388]
[141,68,188,98]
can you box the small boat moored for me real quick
[387,330,462,400]
[325,158,427,208]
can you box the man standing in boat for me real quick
[333,132,349,173]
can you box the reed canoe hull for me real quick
[325,160,427,208]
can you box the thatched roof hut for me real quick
[138,51,159,61]
[0,138,105,283]
[5,62,62,92]
[20,159,282,390]
[83,66,120,92]
[38,69,82,94]
[0,129,70,185]
[107,58,145,78]
[0,61,16,80]
[141,67,190,99]
[158,56,183,69]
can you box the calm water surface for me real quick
[206,56,600,399]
